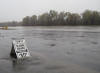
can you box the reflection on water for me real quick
[0,26,100,73]
[11,51,45,72]
[12,59,27,71]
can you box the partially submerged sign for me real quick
[10,39,30,59]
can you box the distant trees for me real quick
[82,10,100,25]
[31,15,37,26]
[22,10,100,26]
[0,21,19,26]
[38,13,50,26]
[66,13,81,25]
[0,10,100,26]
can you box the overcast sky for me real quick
[0,0,100,22]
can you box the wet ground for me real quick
[0,26,100,73]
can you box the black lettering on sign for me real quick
[19,53,27,58]
[16,51,21,53]
[17,47,25,50]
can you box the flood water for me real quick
[0,26,100,73]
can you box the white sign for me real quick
[12,39,30,59]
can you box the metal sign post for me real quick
[10,39,30,59]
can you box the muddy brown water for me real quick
[0,26,100,73]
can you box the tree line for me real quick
[0,21,20,26]
[22,10,100,26]
[0,10,100,26]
